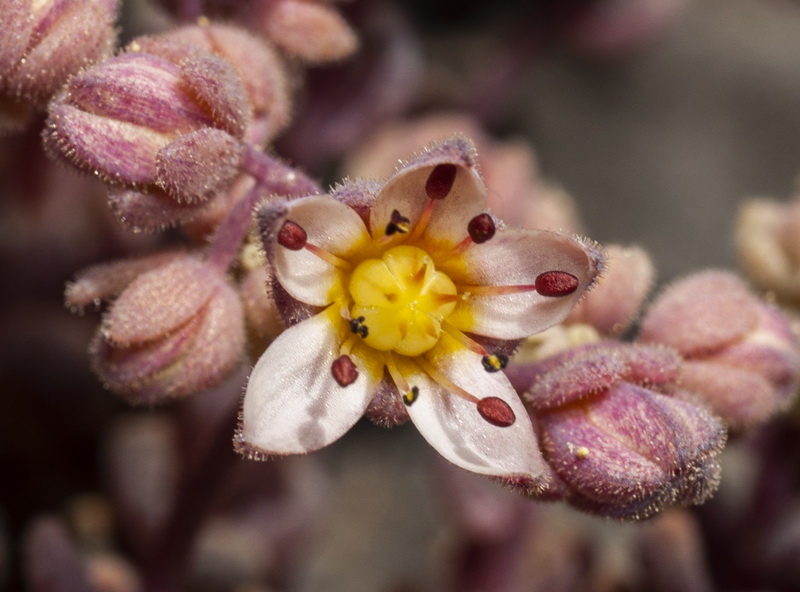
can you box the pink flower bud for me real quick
[159,23,292,146]
[44,41,247,200]
[252,0,358,64]
[640,270,800,429]
[79,254,245,403]
[522,342,726,519]
[0,0,118,106]
[155,128,244,204]
[565,244,655,336]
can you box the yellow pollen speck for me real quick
[348,246,457,357]
[576,446,590,459]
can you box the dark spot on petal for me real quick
[468,213,496,244]
[535,271,579,297]
[425,163,457,200]
[477,397,516,427]
[277,220,307,250]
[332,355,358,387]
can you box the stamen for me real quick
[277,220,351,268]
[331,355,358,387]
[425,164,457,200]
[476,397,516,427]
[403,386,420,406]
[385,353,419,406]
[385,209,411,236]
[481,353,508,373]
[440,213,497,258]
[304,243,351,269]
[443,323,489,356]
[349,316,369,338]
[443,324,509,374]
[277,220,307,250]
[467,213,496,244]
[409,198,435,240]
[457,284,538,296]
[415,357,479,404]
[535,271,579,297]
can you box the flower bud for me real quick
[44,41,247,206]
[0,0,117,106]
[155,128,244,204]
[565,244,655,336]
[158,23,292,146]
[522,342,726,519]
[251,0,358,63]
[74,254,245,403]
[640,270,800,429]
[737,196,800,303]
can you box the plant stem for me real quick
[206,147,322,271]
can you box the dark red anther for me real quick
[277,220,307,250]
[425,164,457,200]
[535,271,579,297]
[332,355,359,387]
[477,397,516,427]
[467,213,496,244]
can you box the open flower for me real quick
[236,136,603,488]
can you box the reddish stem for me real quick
[206,147,322,271]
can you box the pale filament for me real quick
[415,356,480,404]
[304,242,352,269]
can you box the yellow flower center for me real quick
[348,245,458,356]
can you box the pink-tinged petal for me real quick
[401,340,549,489]
[680,360,780,429]
[639,271,760,356]
[65,251,184,309]
[47,104,169,185]
[444,229,603,339]
[237,311,381,456]
[102,256,216,345]
[269,195,370,306]
[369,135,486,246]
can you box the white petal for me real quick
[401,341,549,484]
[239,311,380,455]
[274,195,370,306]
[443,229,602,339]
[369,136,487,245]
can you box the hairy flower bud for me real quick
[158,23,292,146]
[70,254,245,403]
[565,244,655,336]
[0,0,117,107]
[44,40,248,214]
[155,128,244,204]
[520,342,726,519]
[640,270,800,429]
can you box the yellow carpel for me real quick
[349,246,458,356]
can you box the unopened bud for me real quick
[45,41,248,199]
[256,0,358,63]
[0,0,117,106]
[523,342,725,519]
[85,255,245,403]
[640,270,800,429]
[566,244,655,336]
[155,128,244,204]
